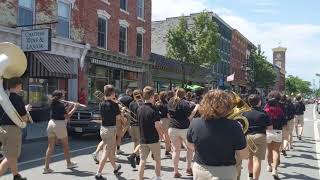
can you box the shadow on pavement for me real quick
[57,168,95,177]
[282,162,319,170]
[280,172,319,180]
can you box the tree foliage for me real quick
[252,45,277,89]
[166,12,220,86]
[285,75,312,96]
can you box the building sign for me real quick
[21,28,51,52]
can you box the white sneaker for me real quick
[43,168,54,174]
[155,177,161,180]
[267,165,272,172]
[67,162,78,169]
[272,169,279,178]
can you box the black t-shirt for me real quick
[187,118,247,166]
[264,105,286,130]
[129,100,143,126]
[100,100,121,127]
[168,99,192,129]
[295,101,305,115]
[118,95,133,108]
[51,101,67,120]
[138,103,160,144]
[243,107,272,135]
[156,102,168,119]
[0,93,27,126]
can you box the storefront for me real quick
[80,48,152,104]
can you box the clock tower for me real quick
[272,46,287,74]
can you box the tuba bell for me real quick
[0,42,28,128]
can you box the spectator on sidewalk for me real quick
[294,94,306,140]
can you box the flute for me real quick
[60,100,87,108]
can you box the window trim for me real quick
[119,25,128,55]
[136,32,143,58]
[57,0,72,39]
[101,0,110,5]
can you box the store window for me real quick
[88,65,109,103]
[18,0,34,27]
[122,71,138,90]
[28,78,58,107]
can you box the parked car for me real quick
[67,104,102,137]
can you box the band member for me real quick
[95,85,121,180]
[264,91,286,179]
[187,90,248,180]
[0,77,31,180]
[167,88,193,178]
[294,94,305,140]
[243,94,272,180]
[138,86,163,180]
[127,89,143,168]
[280,95,295,155]
[44,90,78,174]
[167,90,174,102]
[155,91,171,157]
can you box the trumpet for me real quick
[227,91,258,153]
[60,100,87,108]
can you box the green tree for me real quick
[285,75,312,96]
[252,45,277,89]
[166,12,220,87]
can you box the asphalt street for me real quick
[1,105,320,180]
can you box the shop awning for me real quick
[91,58,144,73]
[29,52,77,79]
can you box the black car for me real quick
[67,104,102,137]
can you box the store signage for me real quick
[21,28,51,52]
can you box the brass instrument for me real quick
[0,42,28,129]
[60,100,87,108]
[227,92,258,153]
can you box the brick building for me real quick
[272,46,287,92]
[76,0,153,102]
[0,0,89,121]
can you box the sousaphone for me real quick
[0,42,27,128]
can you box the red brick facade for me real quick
[76,0,151,60]
[231,30,248,92]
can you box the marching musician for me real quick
[127,89,143,168]
[137,86,163,180]
[43,90,78,174]
[95,85,121,180]
[0,77,31,180]
[187,90,248,180]
[167,88,193,178]
[243,94,272,180]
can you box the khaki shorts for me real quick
[287,119,295,133]
[140,142,161,161]
[266,130,282,143]
[160,118,170,131]
[193,162,237,180]
[47,120,68,139]
[295,115,304,126]
[247,134,267,160]
[129,126,140,144]
[168,128,188,142]
[100,126,116,151]
[0,125,22,158]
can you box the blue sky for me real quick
[153,0,320,89]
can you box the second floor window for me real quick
[98,17,107,48]
[119,26,127,54]
[136,33,143,57]
[57,1,71,38]
[18,0,34,27]
[136,0,144,18]
[120,0,127,11]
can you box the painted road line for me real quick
[312,105,320,178]
[18,145,97,166]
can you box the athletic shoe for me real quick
[113,164,122,174]
[281,150,287,157]
[95,175,106,180]
[267,165,272,172]
[174,172,182,178]
[298,136,302,140]
[127,154,136,168]
[155,176,161,180]
[13,174,27,180]
[165,151,171,157]
[43,168,54,174]
[67,162,78,169]
[272,169,279,179]
[186,168,193,176]
[136,156,140,165]
[92,153,99,164]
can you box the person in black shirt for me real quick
[0,77,31,180]
[294,95,305,140]
[167,88,193,178]
[137,86,163,180]
[127,89,144,168]
[264,91,286,179]
[283,97,295,149]
[95,85,122,180]
[155,91,171,156]
[243,94,272,180]
[44,90,78,174]
[187,90,248,180]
